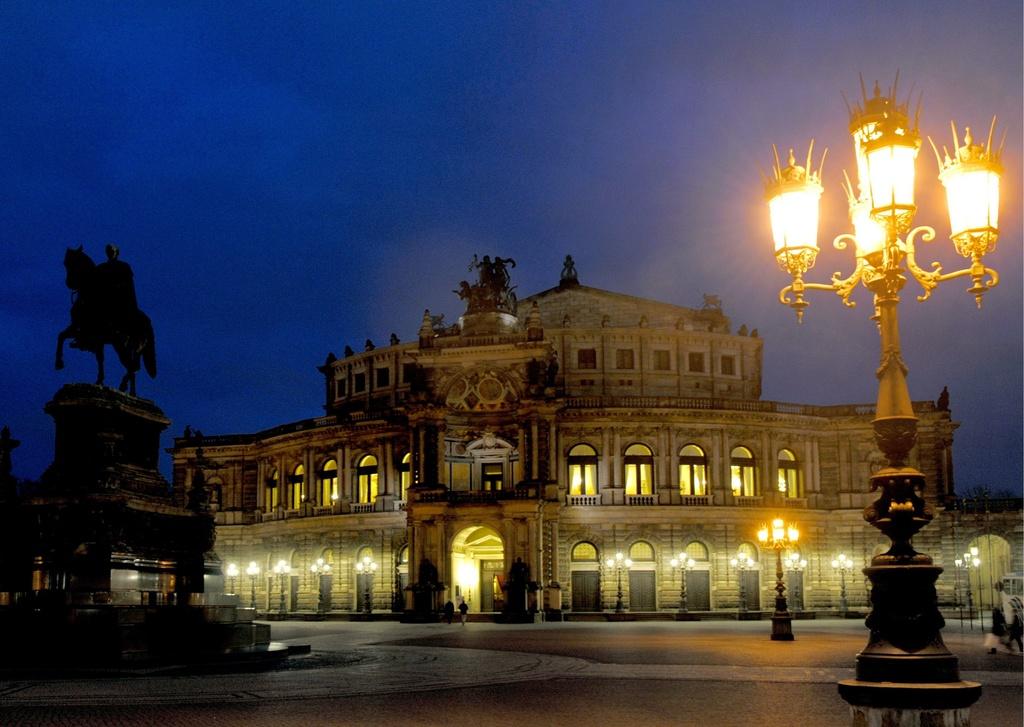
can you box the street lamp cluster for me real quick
[354,554,378,614]
[831,553,854,615]
[729,551,756,613]
[310,557,332,614]
[765,76,1001,712]
[604,551,632,613]
[670,553,696,613]
[955,547,982,630]
[757,518,799,641]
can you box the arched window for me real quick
[571,542,599,562]
[397,545,409,566]
[568,444,598,496]
[356,546,374,562]
[398,453,411,500]
[684,541,709,562]
[628,541,655,562]
[678,444,708,496]
[624,443,654,495]
[777,449,803,498]
[730,446,758,497]
[264,468,279,512]
[318,459,338,505]
[356,455,378,504]
[288,464,305,509]
[737,541,758,561]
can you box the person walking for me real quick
[443,599,455,625]
[985,604,1006,654]
[458,597,469,625]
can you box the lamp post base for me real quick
[838,679,981,726]
[770,612,794,640]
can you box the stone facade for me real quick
[170,267,1021,618]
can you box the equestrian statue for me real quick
[55,244,157,396]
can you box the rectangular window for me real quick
[319,473,338,505]
[402,363,416,383]
[731,464,756,496]
[357,472,378,503]
[679,463,707,496]
[624,463,652,495]
[653,350,670,371]
[577,348,597,369]
[353,372,366,392]
[450,462,470,489]
[481,463,503,491]
[615,349,635,369]
[337,378,347,397]
[569,462,597,496]
[721,356,736,376]
[376,368,390,387]
[688,352,705,373]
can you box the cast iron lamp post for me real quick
[785,552,807,611]
[832,553,854,615]
[355,555,378,614]
[273,559,291,615]
[246,561,260,609]
[757,518,799,640]
[670,553,696,612]
[225,562,239,596]
[604,551,632,613]
[962,549,982,631]
[765,77,1001,712]
[310,557,332,613]
[729,552,755,613]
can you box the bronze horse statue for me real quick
[55,246,156,395]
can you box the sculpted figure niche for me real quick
[55,245,157,395]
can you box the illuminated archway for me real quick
[450,525,505,612]
[964,534,1012,614]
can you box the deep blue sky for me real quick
[2,2,1021,493]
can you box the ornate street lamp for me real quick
[729,551,755,613]
[273,559,291,615]
[604,551,632,613]
[784,552,807,612]
[310,557,332,614]
[670,553,696,613]
[225,562,239,596]
[832,553,854,615]
[962,549,982,631]
[757,519,799,640]
[355,555,378,614]
[246,561,260,610]
[764,77,1000,712]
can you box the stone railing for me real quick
[626,494,657,506]
[350,503,375,513]
[566,494,599,507]
[781,497,808,508]
[733,496,763,507]
[681,495,710,506]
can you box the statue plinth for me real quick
[459,311,520,337]
[0,384,289,669]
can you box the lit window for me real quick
[318,459,338,504]
[356,455,378,504]
[615,349,635,369]
[572,542,598,561]
[398,453,411,500]
[624,443,653,495]
[688,352,705,373]
[777,449,804,498]
[653,350,670,371]
[721,356,736,376]
[684,541,709,561]
[577,349,597,369]
[481,462,503,491]
[288,464,305,509]
[730,446,758,497]
[678,444,708,496]
[567,444,598,496]
[264,468,279,512]
[629,541,655,561]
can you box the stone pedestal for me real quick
[0,385,290,668]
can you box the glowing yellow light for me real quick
[769,186,823,255]
[849,196,887,258]
[942,165,1000,242]
[757,525,769,543]
[865,141,918,217]
[787,525,799,543]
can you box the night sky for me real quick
[2,2,1020,492]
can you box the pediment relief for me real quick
[444,368,520,412]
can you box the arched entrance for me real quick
[451,525,505,613]
[964,534,1012,617]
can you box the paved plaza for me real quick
[1,618,1020,726]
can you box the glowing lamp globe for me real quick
[766,145,826,275]
[935,123,1003,258]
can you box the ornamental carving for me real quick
[444,369,519,412]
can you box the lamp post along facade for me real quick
[764,77,1001,718]
[273,559,291,615]
[225,562,239,596]
[246,561,259,610]
[785,553,807,612]
[310,558,332,614]
[355,555,377,614]
[730,552,754,613]
[758,518,799,640]
[832,553,853,615]
[670,554,696,613]
[605,552,632,613]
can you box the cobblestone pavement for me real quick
[1,619,1019,726]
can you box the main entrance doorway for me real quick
[451,525,505,613]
